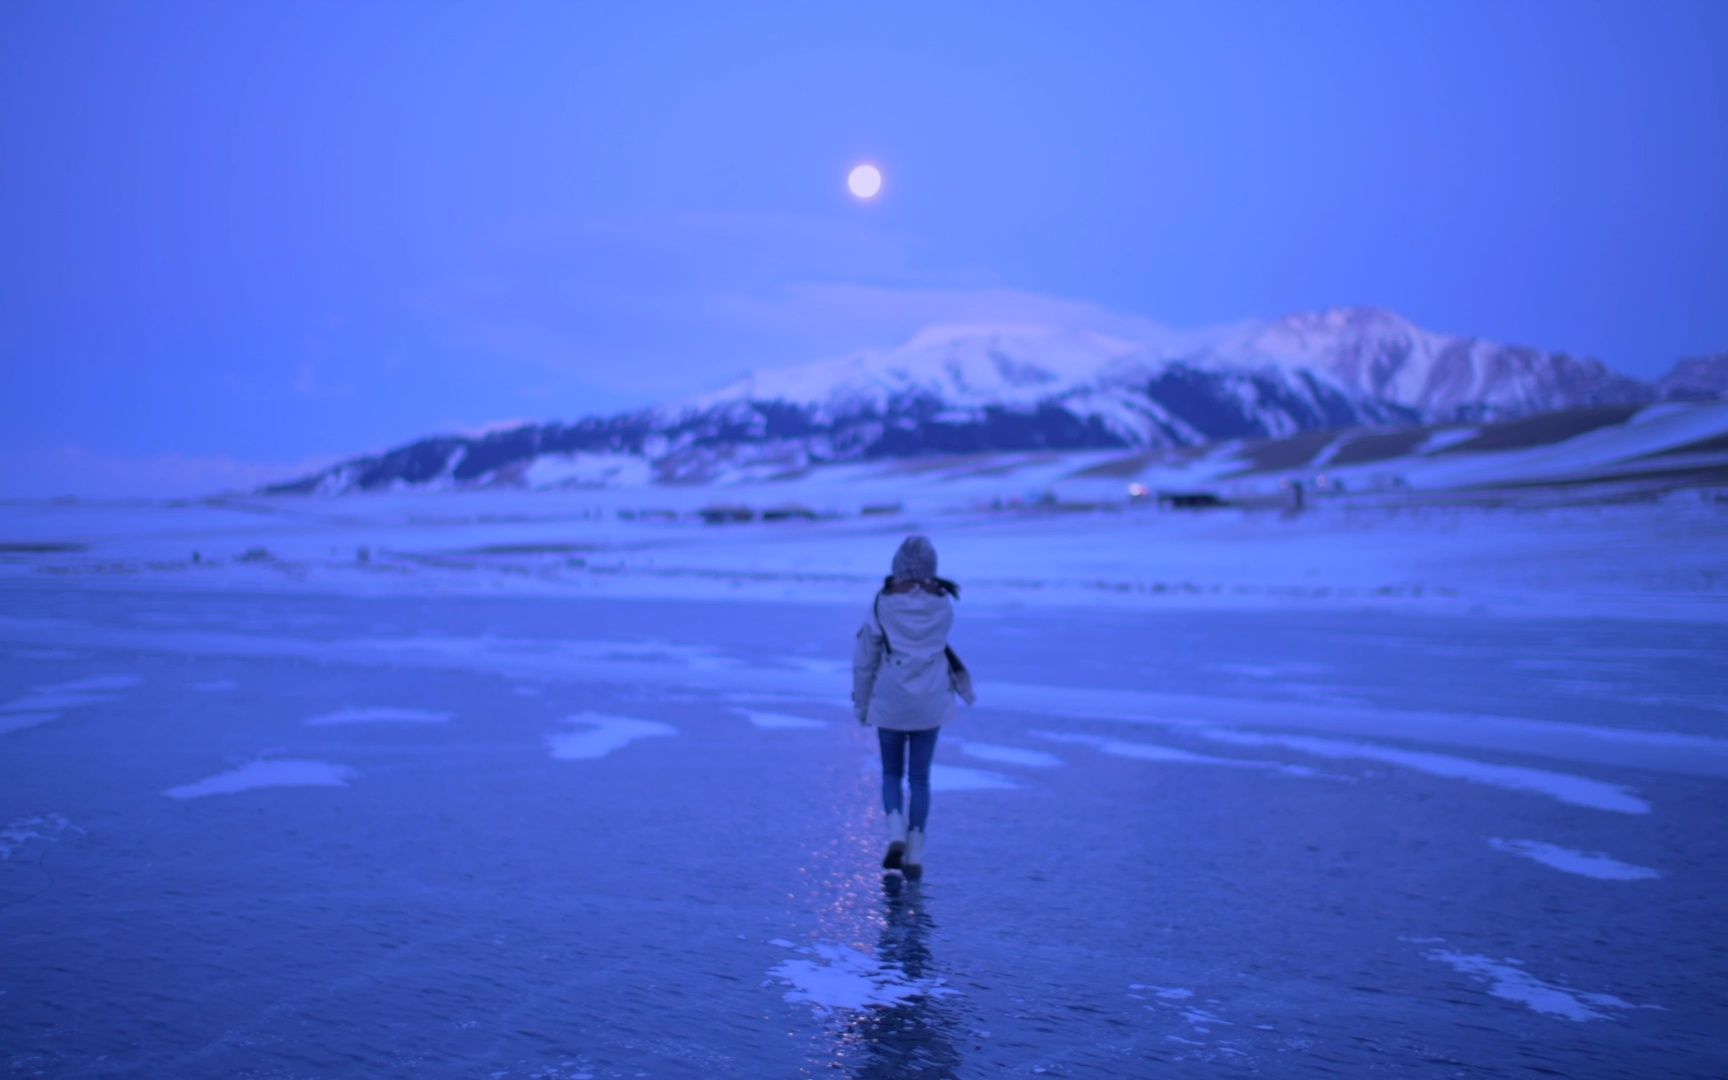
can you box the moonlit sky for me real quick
[2,2,1725,495]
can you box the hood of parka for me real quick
[876,589,954,656]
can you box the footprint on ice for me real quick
[163,759,358,800]
[1488,838,1660,881]
[769,940,956,1011]
[304,706,454,726]
[738,709,827,730]
[546,713,676,760]
[1422,947,1658,1021]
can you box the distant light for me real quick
[847,164,883,199]
[1127,483,1148,499]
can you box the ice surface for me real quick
[1423,949,1652,1021]
[1488,838,1661,881]
[190,679,238,692]
[1198,728,1650,813]
[1,494,1724,1077]
[545,712,677,760]
[162,759,358,800]
[303,706,455,726]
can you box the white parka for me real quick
[852,587,956,731]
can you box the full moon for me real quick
[847,163,883,199]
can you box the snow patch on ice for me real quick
[2,691,115,712]
[1198,729,1649,814]
[547,713,677,760]
[1424,949,1655,1021]
[1036,731,1319,778]
[0,814,84,860]
[164,759,358,799]
[770,941,957,1011]
[1488,838,1661,881]
[0,674,139,736]
[0,712,59,736]
[304,706,454,726]
[1129,984,1194,1001]
[951,739,1064,768]
[42,675,142,693]
[739,709,827,730]
[929,764,1020,791]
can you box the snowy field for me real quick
[3,493,1727,1077]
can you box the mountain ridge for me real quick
[265,308,1724,495]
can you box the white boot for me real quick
[882,811,907,870]
[903,827,926,880]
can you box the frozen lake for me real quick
[2,576,1725,1078]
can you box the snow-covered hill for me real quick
[267,309,1719,495]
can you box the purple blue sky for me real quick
[2,2,1725,496]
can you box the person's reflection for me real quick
[851,875,963,1079]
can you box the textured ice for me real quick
[303,706,455,726]
[1423,949,1653,1021]
[2,530,1724,1076]
[546,713,677,760]
[1488,838,1661,881]
[163,759,358,800]
[1198,729,1649,814]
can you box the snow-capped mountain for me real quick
[265,309,1715,494]
[1197,308,1652,419]
[1657,354,1728,401]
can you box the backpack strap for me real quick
[873,592,893,656]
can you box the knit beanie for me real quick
[890,534,938,582]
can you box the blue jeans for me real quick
[878,727,941,830]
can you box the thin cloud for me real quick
[0,445,340,500]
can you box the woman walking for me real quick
[853,534,973,880]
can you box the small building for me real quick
[698,505,755,525]
[761,504,818,522]
[1157,491,1227,510]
